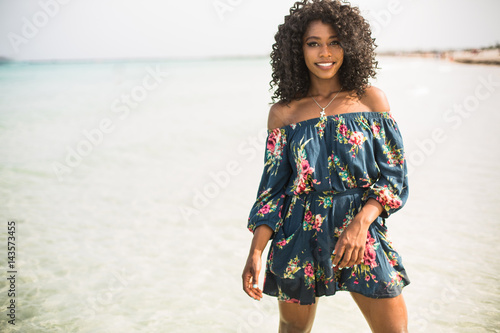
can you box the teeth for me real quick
[317,63,333,67]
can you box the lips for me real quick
[316,62,335,69]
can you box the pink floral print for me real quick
[248,112,409,305]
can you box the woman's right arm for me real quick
[243,104,291,300]
[242,225,273,300]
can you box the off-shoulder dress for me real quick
[248,111,410,305]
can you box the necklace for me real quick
[310,87,343,118]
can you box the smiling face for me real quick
[302,20,344,83]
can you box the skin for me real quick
[242,20,408,333]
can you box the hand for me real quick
[332,218,370,269]
[242,253,263,301]
[333,199,383,269]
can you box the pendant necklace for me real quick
[310,87,343,118]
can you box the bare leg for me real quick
[351,292,408,333]
[278,298,319,333]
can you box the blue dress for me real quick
[247,111,410,305]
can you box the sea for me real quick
[0,56,499,332]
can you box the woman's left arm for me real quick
[332,198,383,268]
[333,89,409,269]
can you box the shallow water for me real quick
[0,56,499,332]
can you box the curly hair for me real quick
[270,0,378,104]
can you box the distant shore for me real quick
[1,48,500,65]
[378,48,500,66]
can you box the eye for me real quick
[330,41,341,46]
[306,42,319,47]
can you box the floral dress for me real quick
[247,111,410,305]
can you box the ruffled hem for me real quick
[263,270,410,305]
[263,259,410,305]
[262,189,410,305]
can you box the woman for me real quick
[242,1,410,332]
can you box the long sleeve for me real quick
[247,128,292,237]
[366,114,409,218]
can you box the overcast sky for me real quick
[0,0,499,62]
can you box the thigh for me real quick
[351,292,408,333]
[279,298,319,333]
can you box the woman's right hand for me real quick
[242,225,273,301]
[242,253,263,300]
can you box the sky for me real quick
[0,0,499,62]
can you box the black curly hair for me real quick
[270,0,378,104]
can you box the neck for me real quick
[308,76,342,98]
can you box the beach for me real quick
[0,56,499,332]
[451,48,500,66]
[379,48,500,66]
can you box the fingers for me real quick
[334,242,366,269]
[339,246,363,268]
[252,270,259,290]
[340,248,353,268]
[356,247,365,266]
[242,271,263,300]
[334,222,370,269]
[252,272,263,299]
[242,256,263,301]
[332,244,343,267]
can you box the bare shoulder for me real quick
[360,86,391,112]
[268,102,293,130]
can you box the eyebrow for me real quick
[304,35,338,42]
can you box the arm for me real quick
[243,105,292,300]
[247,105,291,235]
[333,87,408,268]
[332,198,383,268]
[242,225,273,300]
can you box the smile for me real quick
[316,62,335,69]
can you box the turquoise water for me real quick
[0,57,499,332]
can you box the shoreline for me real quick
[1,48,500,66]
[378,48,500,66]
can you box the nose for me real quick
[319,44,331,57]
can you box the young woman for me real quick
[242,1,410,332]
